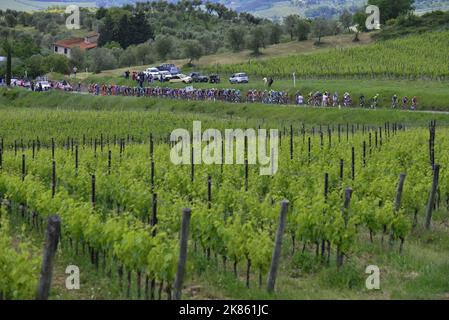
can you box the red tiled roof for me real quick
[55,38,97,50]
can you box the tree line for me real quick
[0,0,419,82]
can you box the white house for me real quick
[53,32,99,58]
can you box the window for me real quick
[64,48,68,54]
[54,46,58,52]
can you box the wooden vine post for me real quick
[207,175,212,209]
[425,164,440,229]
[22,154,26,181]
[91,174,96,209]
[351,147,355,180]
[337,188,352,268]
[51,160,56,198]
[173,208,192,300]
[108,150,112,175]
[36,215,61,300]
[267,200,289,293]
[151,193,158,236]
[51,138,55,160]
[290,125,293,160]
[389,173,406,247]
[339,159,344,182]
[75,145,79,175]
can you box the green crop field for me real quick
[1,88,449,300]
[1,0,449,302]
[206,32,449,80]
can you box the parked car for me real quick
[56,81,73,91]
[36,81,51,91]
[144,67,161,80]
[157,64,180,75]
[189,72,209,83]
[158,70,173,81]
[229,73,249,84]
[10,78,21,86]
[209,74,220,84]
[169,74,193,84]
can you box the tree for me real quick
[340,9,353,31]
[128,11,154,46]
[247,26,266,55]
[117,14,131,48]
[119,49,137,67]
[329,20,341,36]
[154,35,174,61]
[36,20,47,33]
[24,54,46,78]
[268,23,283,44]
[311,18,330,45]
[283,15,300,40]
[70,47,86,69]
[5,14,17,28]
[134,42,154,65]
[88,48,117,73]
[352,11,368,41]
[226,26,246,52]
[368,0,415,23]
[96,7,108,20]
[98,14,114,46]
[183,39,202,66]
[44,54,70,74]
[294,19,311,41]
[0,30,13,86]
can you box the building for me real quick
[53,32,99,58]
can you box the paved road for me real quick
[69,90,449,115]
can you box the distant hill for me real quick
[2,0,449,19]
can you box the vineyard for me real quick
[1,99,449,299]
[207,32,449,80]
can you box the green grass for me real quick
[207,31,449,80]
[0,89,449,132]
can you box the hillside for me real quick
[208,31,449,79]
[79,32,373,79]
[2,0,449,18]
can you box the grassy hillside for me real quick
[63,33,373,81]
[207,31,449,80]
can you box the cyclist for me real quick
[332,92,338,107]
[359,94,365,108]
[391,94,398,108]
[402,96,408,110]
[411,96,417,110]
[371,94,379,109]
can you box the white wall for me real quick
[54,46,72,58]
